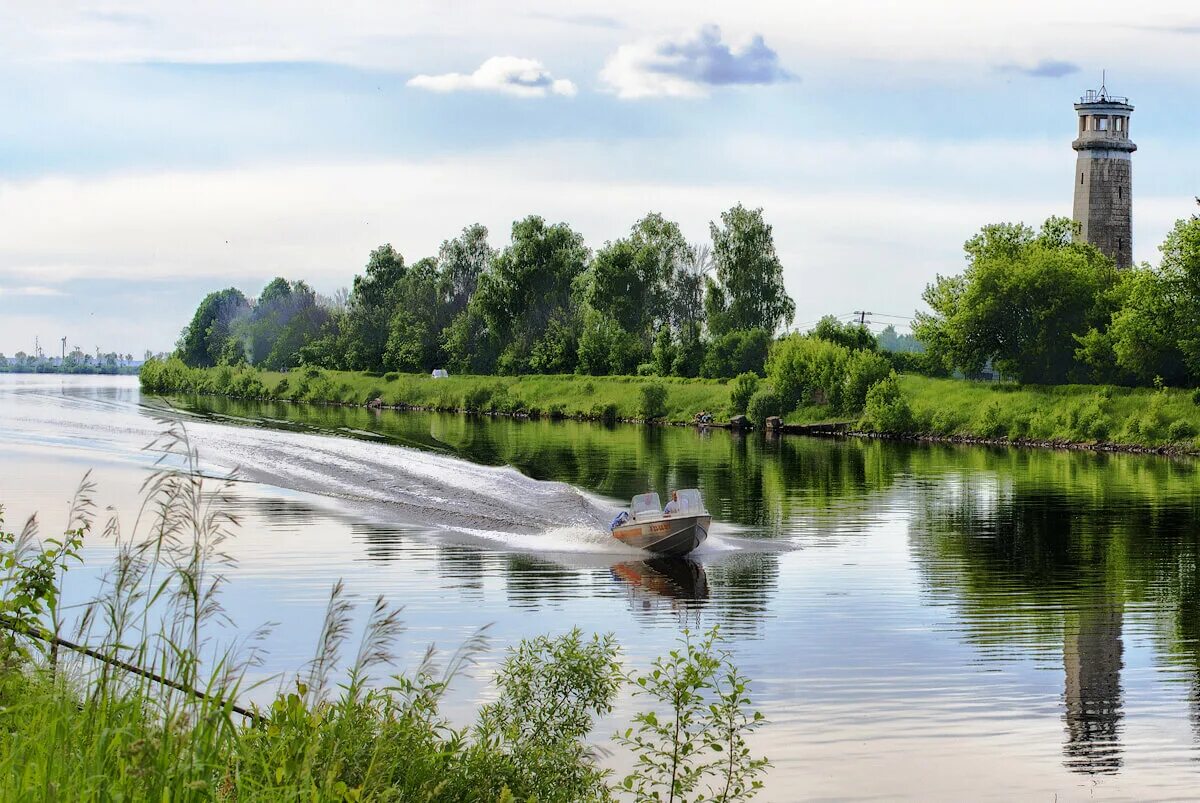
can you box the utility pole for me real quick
[853,310,873,327]
[61,336,66,363]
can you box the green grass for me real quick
[140,358,1200,450]
[782,375,1200,449]
[896,375,1200,448]
[140,358,731,423]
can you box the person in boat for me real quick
[663,491,680,516]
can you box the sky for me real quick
[1,1,1198,355]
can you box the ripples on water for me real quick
[4,374,1200,799]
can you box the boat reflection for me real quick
[611,557,709,614]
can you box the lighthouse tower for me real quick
[1072,81,1135,267]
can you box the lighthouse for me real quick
[1072,81,1136,268]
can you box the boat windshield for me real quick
[631,492,662,519]
[674,489,706,514]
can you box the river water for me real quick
[3,374,1200,800]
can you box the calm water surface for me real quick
[3,374,1200,800]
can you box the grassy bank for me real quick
[894,376,1200,450]
[140,358,1200,451]
[0,425,769,801]
[140,357,731,423]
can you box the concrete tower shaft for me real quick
[1072,87,1136,268]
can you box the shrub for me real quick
[841,350,892,414]
[304,366,322,380]
[929,407,964,435]
[639,384,668,420]
[858,374,914,433]
[1167,419,1196,442]
[974,401,1008,438]
[746,387,783,427]
[272,378,289,398]
[765,335,851,413]
[590,402,619,424]
[729,372,760,416]
[701,328,771,379]
[548,403,567,420]
[383,372,400,382]
[463,385,495,412]
[636,363,656,377]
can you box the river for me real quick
[3,373,1200,800]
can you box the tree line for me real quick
[916,204,1200,388]
[177,205,798,380]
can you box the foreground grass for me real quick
[140,358,731,423]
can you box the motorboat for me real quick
[610,489,710,557]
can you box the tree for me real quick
[913,217,1119,384]
[474,216,589,374]
[1083,213,1200,385]
[345,244,406,370]
[706,205,795,335]
[810,316,876,352]
[176,288,250,367]
[384,258,444,372]
[438,224,494,317]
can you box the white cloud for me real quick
[601,24,788,98]
[408,56,576,98]
[0,285,64,297]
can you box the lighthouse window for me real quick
[1097,117,1109,131]
[1115,117,1124,132]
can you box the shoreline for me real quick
[148,386,1200,459]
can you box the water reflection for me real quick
[145,388,1200,790]
[907,453,1200,775]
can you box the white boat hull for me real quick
[612,514,710,557]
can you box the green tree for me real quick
[913,216,1118,384]
[1084,214,1200,385]
[474,216,589,374]
[176,288,250,367]
[345,244,407,370]
[810,316,876,352]
[384,258,444,372]
[438,223,494,318]
[706,205,795,335]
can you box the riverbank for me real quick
[139,358,731,423]
[139,360,1200,454]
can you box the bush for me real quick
[701,328,771,379]
[548,403,567,420]
[304,366,322,380]
[765,335,851,413]
[272,378,289,398]
[974,401,1008,438]
[639,384,668,420]
[463,385,495,412]
[383,372,400,382]
[636,363,656,377]
[746,387,783,427]
[1167,419,1196,442]
[729,372,760,416]
[858,373,914,433]
[590,402,619,424]
[841,350,892,414]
